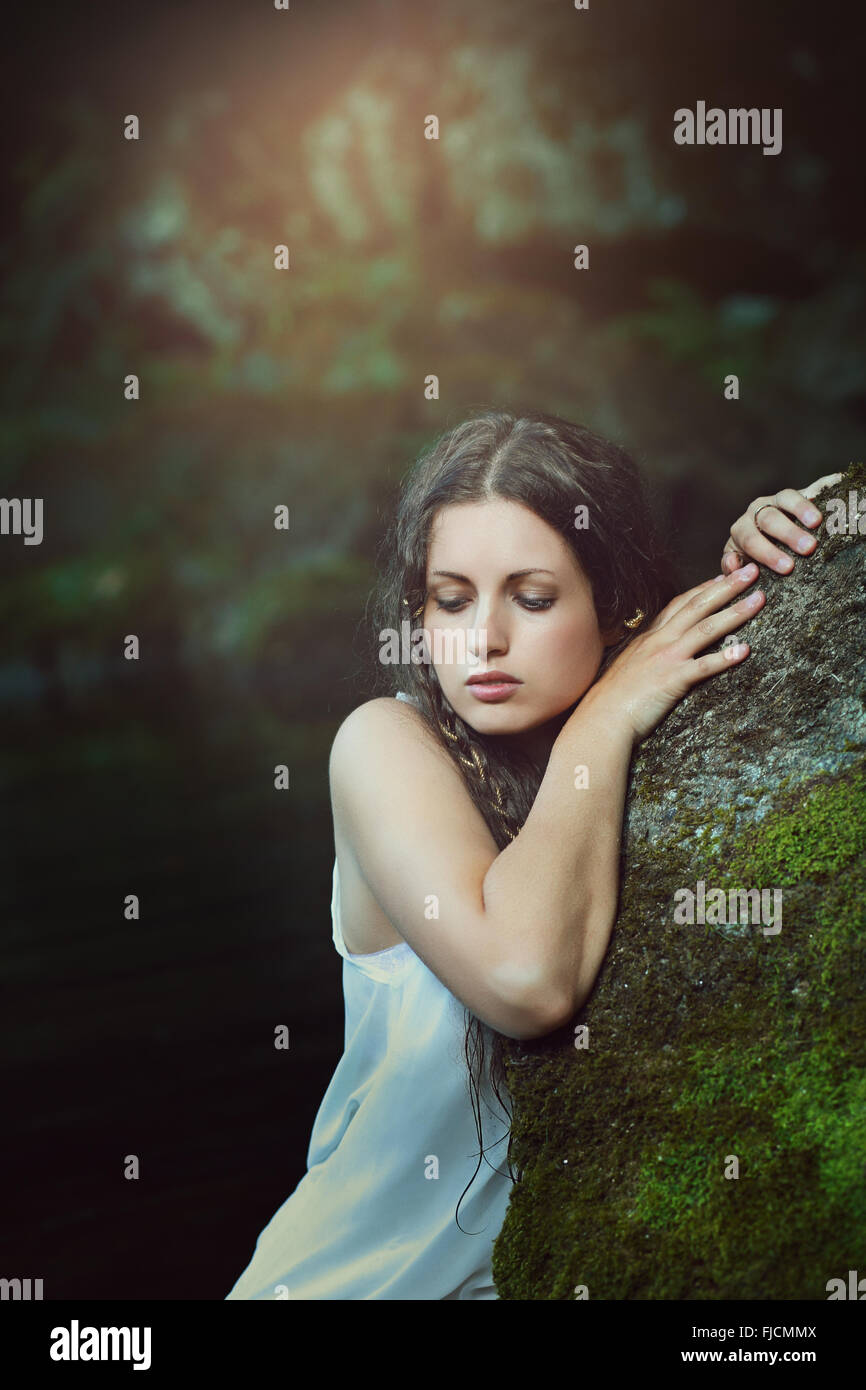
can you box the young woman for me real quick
[225,410,839,1300]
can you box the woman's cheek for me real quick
[537,619,602,684]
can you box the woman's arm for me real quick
[330,696,554,1039]
[482,557,766,1017]
[331,695,563,1039]
[331,563,763,1038]
[479,688,633,1023]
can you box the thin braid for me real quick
[435,708,520,842]
[429,699,522,1220]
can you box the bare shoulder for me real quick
[328,690,498,906]
[329,694,447,778]
[334,693,439,737]
[326,694,559,1038]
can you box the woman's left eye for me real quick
[518,597,554,610]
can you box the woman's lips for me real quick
[466,679,521,703]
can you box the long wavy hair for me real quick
[364,407,681,1226]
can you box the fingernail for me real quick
[724,643,748,659]
[776,556,794,572]
[797,535,815,552]
[805,508,820,524]
[737,563,757,577]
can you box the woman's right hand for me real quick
[586,562,765,746]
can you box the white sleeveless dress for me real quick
[224,691,515,1300]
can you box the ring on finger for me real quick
[753,502,776,534]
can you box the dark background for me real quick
[1,0,863,1298]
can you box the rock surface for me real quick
[492,462,866,1300]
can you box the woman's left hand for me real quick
[720,473,844,575]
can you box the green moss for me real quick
[633,1038,866,1235]
[723,765,866,886]
[494,758,866,1299]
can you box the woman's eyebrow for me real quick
[430,568,556,581]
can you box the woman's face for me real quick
[421,498,621,753]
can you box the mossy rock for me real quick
[493,462,866,1299]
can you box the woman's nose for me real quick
[468,599,508,659]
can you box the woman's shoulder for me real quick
[333,692,426,741]
[329,693,448,790]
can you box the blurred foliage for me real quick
[1,0,863,724]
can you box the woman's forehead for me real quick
[426,498,582,577]
[428,497,564,546]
